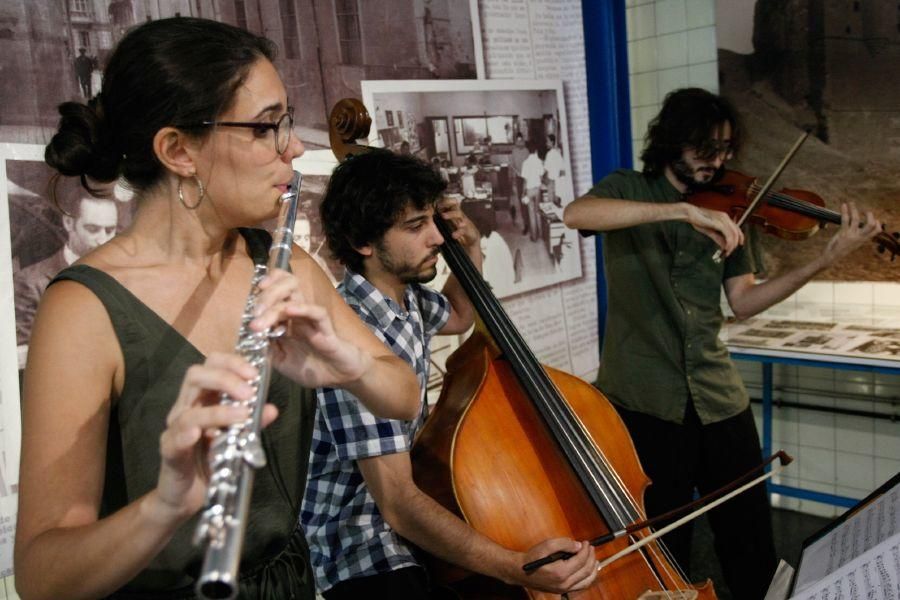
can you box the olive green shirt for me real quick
[588,169,754,425]
[50,229,316,599]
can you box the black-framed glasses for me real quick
[691,139,734,160]
[180,107,295,154]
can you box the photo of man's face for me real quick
[293,216,312,253]
[63,196,118,258]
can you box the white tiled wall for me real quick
[741,285,900,519]
[625,2,900,519]
[625,0,719,169]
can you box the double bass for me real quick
[329,99,717,599]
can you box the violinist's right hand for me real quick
[151,353,278,524]
[515,538,598,594]
[682,202,745,257]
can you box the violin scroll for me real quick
[329,98,372,162]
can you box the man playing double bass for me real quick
[564,87,882,599]
[301,149,597,598]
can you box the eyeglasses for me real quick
[180,107,295,155]
[692,139,734,160]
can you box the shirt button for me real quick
[687,343,693,349]
[686,309,692,316]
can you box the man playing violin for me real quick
[564,87,882,600]
[302,149,598,599]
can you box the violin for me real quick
[686,170,900,260]
[329,97,718,599]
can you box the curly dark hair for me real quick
[319,149,447,274]
[640,88,743,177]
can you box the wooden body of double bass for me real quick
[412,331,717,599]
[325,94,716,599]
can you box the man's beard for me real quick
[400,265,438,284]
[375,243,440,284]
[671,158,723,191]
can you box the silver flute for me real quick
[194,170,302,600]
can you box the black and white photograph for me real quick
[870,330,900,341]
[783,335,842,351]
[0,145,137,535]
[723,316,900,364]
[852,339,900,358]
[0,0,484,153]
[291,171,342,286]
[763,320,837,332]
[728,337,773,348]
[846,325,900,333]
[362,79,581,299]
[738,328,794,340]
[4,151,135,370]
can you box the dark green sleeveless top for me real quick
[50,229,316,599]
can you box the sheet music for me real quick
[794,485,900,594]
[788,538,900,600]
[765,560,796,600]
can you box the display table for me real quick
[723,318,900,508]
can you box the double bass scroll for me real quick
[329,98,371,162]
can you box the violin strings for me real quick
[747,183,841,224]
[767,194,839,223]
[746,184,900,253]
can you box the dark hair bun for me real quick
[45,99,120,183]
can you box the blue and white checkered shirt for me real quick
[300,269,451,592]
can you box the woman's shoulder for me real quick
[29,271,121,381]
[69,240,153,300]
[289,246,327,282]
[73,233,141,275]
[42,242,133,337]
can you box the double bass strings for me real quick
[435,214,630,518]
[434,215,689,590]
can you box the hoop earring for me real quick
[178,175,206,210]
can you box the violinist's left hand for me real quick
[726,202,884,322]
[820,203,882,265]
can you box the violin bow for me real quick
[522,450,794,573]
[712,130,809,262]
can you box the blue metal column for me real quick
[762,362,773,463]
[581,0,633,349]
